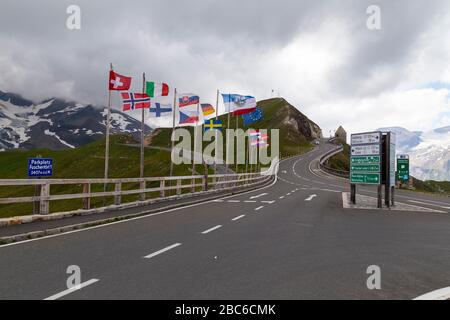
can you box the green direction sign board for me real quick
[350,164,381,172]
[397,157,409,182]
[350,173,381,185]
[351,156,380,165]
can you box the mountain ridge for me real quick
[0,90,151,151]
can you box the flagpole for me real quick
[214,89,219,175]
[140,72,146,201]
[192,102,200,180]
[169,88,177,183]
[226,94,231,174]
[104,63,113,201]
[235,115,239,173]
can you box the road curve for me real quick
[1,141,450,300]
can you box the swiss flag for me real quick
[109,70,132,91]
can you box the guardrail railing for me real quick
[318,146,350,178]
[0,159,279,215]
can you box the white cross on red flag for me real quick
[109,70,132,91]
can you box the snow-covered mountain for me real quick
[0,90,150,151]
[377,126,450,181]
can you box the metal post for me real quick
[350,184,356,204]
[385,133,391,208]
[140,72,146,201]
[377,185,382,209]
[391,186,395,206]
[104,63,113,203]
[169,89,177,194]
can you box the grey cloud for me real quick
[0,0,449,135]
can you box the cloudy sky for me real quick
[1,0,449,136]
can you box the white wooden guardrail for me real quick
[0,159,279,215]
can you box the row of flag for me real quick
[108,69,264,129]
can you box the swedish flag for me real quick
[204,119,222,131]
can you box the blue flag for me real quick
[242,108,263,125]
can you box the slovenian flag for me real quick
[178,93,200,125]
[146,81,169,98]
[222,94,257,116]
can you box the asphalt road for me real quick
[1,141,450,300]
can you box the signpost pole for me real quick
[350,184,356,204]
[385,133,391,208]
[377,185,382,208]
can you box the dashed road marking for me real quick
[232,215,245,221]
[250,193,268,199]
[144,243,182,259]
[201,225,222,234]
[254,206,264,211]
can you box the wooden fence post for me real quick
[114,182,121,205]
[176,179,181,196]
[39,183,50,215]
[140,180,146,201]
[160,179,165,198]
[82,183,91,210]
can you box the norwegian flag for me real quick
[121,92,151,111]
[249,130,269,147]
[109,70,132,91]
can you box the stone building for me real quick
[335,125,347,142]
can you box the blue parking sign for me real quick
[28,158,53,177]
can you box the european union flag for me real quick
[242,108,263,125]
[204,119,222,131]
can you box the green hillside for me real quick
[0,98,317,218]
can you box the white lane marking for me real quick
[227,200,241,203]
[279,196,285,199]
[232,215,245,221]
[44,279,99,300]
[408,200,450,209]
[250,193,268,199]
[414,287,450,300]
[201,225,222,234]
[261,200,275,204]
[144,243,182,259]
[254,206,264,211]
[213,199,224,202]
[305,194,317,201]
[286,193,291,196]
[244,200,257,203]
